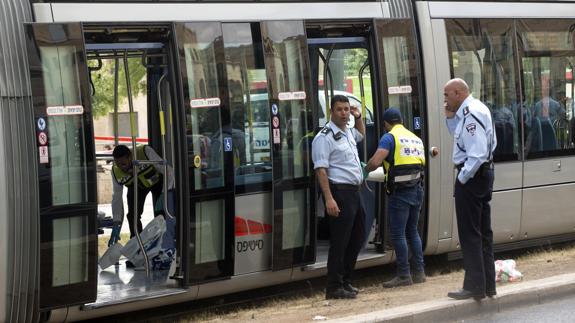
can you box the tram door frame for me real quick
[25,22,98,309]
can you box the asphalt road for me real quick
[464,294,575,323]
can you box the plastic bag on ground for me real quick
[99,242,123,269]
[495,259,523,282]
[122,216,175,269]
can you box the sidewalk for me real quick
[329,272,575,323]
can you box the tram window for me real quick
[518,19,575,158]
[40,45,89,205]
[181,23,225,190]
[194,199,225,263]
[446,19,520,162]
[222,23,271,188]
[376,20,422,139]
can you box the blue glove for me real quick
[108,223,121,247]
[361,162,369,180]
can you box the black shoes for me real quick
[343,283,359,295]
[486,290,497,298]
[447,289,485,300]
[326,287,357,300]
[126,260,135,268]
[412,271,426,284]
[383,276,413,288]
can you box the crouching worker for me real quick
[364,108,426,287]
[108,145,174,255]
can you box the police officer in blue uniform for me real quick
[443,78,497,300]
[312,94,366,299]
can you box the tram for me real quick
[1,0,575,321]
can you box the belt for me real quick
[330,183,361,191]
[395,172,421,183]
[456,161,493,172]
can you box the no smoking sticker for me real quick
[38,132,48,145]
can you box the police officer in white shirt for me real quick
[312,94,365,300]
[443,78,497,300]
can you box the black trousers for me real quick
[454,168,496,295]
[126,178,163,238]
[326,186,365,291]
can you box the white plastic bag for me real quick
[99,242,123,269]
[495,259,523,282]
[121,216,166,268]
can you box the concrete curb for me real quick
[328,273,575,322]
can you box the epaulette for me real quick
[463,106,469,116]
[319,126,342,140]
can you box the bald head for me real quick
[444,78,470,113]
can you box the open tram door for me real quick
[174,22,236,283]
[371,18,427,251]
[25,23,98,310]
[261,21,317,270]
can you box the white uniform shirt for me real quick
[111,145,174,223]
[311,121,364,185]
[446,95,497,184]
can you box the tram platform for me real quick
[329,272,575,323]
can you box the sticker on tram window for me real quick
[37,117,46,131]
[414,117,421,130]
[224,137,232,152]
[388,86,412,95]
[38,132,48,145]
[46,105,84,116]
[190,97,221,108]
[273,128,281,144]
[271,104,278,115]
[39,146,49,164]
[278,91,306,101]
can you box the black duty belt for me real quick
[330,183,361,191]
[456,161,493,172]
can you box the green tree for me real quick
[344,48,369,77]
[89,58,147,118]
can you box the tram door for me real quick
[373,19,426,248]
[174,23,235,283]
[25,23,98,309]
[261,21,316,269]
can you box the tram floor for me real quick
[315,239,382,264]
[93,258,180,307]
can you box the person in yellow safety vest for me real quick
[108,145,174,255]
[364,107,426,288]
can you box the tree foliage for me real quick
[344,48,370,77]
[89,58,147,118]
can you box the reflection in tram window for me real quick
[181,23,225,190]
[518,19,575,158]
[195,200,225,263]
[223,23,272,188]
[446,19,520,162]
[40,46,89,205]
[263,21,311,180]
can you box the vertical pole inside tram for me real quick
[124,50,151,278]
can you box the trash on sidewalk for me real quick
[312,315,328,321]
[495,259,523,282]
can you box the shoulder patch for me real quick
[463,106,469,116]
[320,127,331,135]
[465,123,477,135]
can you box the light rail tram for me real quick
[1,0,575,321]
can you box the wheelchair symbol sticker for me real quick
[224,137,232,152]
[271,104,278,116]
[414,117,421,130]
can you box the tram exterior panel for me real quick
[0,1,575,322]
